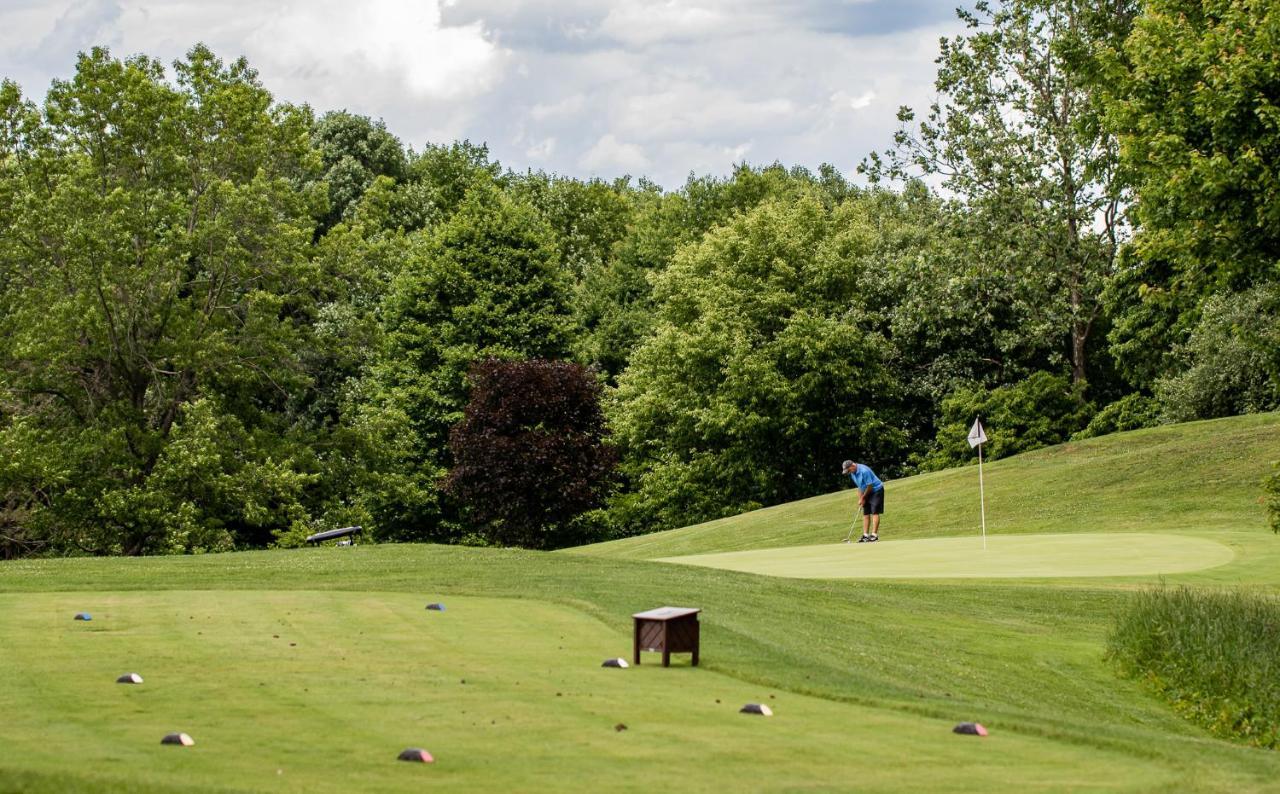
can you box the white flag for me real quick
[967,418,987,448]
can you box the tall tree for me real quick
[573,164,847,381]
[312,111,407,232]
[402,139,505,228]
[507,171,636,278]
[0,46,326,555]
[608,194,906,534]
[445,359,616,549]
[847,183,1067,449]
[864,0,1138,388]
[360,184,575,541]
[1101,0,1280,388]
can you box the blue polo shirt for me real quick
[849,464,883,493]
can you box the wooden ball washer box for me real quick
[632,606,700,667]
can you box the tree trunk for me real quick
[1071,301,1088,388]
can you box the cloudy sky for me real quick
[0,0,961,189]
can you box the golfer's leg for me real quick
[862,514,870,535]
[871,514,880,535]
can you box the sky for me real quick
[0,0,962,189]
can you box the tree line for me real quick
[1,0,1277,557]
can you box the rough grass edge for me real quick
[1107,586,1280,749]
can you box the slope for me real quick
[573,413,1280,561]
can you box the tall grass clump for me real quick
[1108,587,1280,748]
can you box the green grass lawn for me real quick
[575,412,1280,560]
[2,413,1279,792]
[0,590,1186,793]
[659,532,1237,579]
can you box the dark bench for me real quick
[305,525,363,545]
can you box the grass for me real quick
[1108,587,1280,750]
[658,532,1237,579]
[574,412,1280,560]
[0,590,1183,793]
[1,412,1279,791]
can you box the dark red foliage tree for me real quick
[444,359,617,549]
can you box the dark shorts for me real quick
[862,488,884,515]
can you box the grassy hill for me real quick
[574,412,1280,560]
[2,413,1279,792]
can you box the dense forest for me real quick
[1,0,1277,557]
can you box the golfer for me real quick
[842,460,884,542]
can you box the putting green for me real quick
[657,532,1235,579]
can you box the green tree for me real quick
[608,194,907,534]
[924,371,1092,469]
[508,172,636,278]
[865,0,1137,388]
[0,46,325,555]
[574,164,847,381]
[360,185,575,541]
[1072,392,1161,440]
[1101,0,1280,388]
[397,139,504,230]
[570,181,668,379]
[1153,286,1280,422]
[849,183,1064,447]
[312,111,407,231]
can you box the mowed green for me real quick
[2,413,1280,792]
[660,532,1236,579]
[0,591,1174,793]
[576,412,1280,561]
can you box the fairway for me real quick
[0,590,1178,793]
[658,532,1235,579]
[3,417,1280,791]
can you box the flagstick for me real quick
[978,442,987,550]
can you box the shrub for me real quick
[1108,587,1280,749]
[1072,394,1162,440]
[444,359,617,550]
[1155,288,1280,423]
[922,372,1092,470]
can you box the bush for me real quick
[1072,394,1162,440]
[922,372,1091,470]
[444,359,617,550]
[1155,288,1280,423]
[1108,587,1280,749]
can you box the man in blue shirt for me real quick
[842,459,884,542]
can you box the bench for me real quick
[304,525,363,545]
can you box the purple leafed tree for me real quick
[444,359,617,549]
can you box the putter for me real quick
[842,518,860,543]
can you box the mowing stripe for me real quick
[657,532,1235,580]
[0,590,1180,792]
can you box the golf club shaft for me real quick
[843,517,859,542]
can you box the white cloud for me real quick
[529,93,586,122]
[525,137,556,160]
[579,133,649,174]
[246,0,502,101]
[598,2,733,47]
[849,90,876,110]
[0,1,963,188]
[614,86,797,143]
